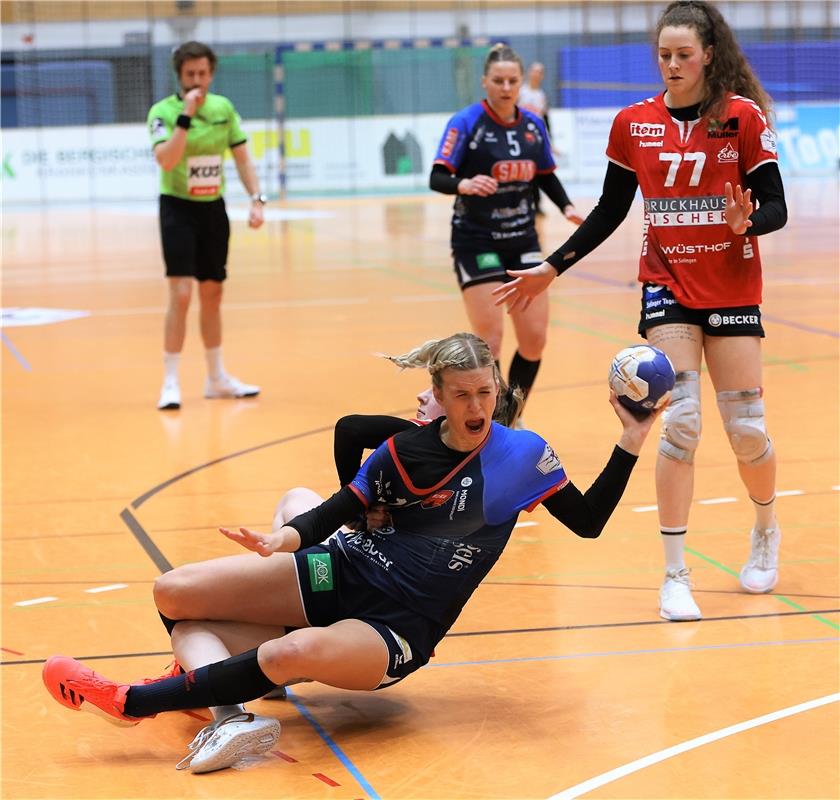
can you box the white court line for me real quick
[84,583,128,594]
[776,489,804,497]
[632,505,658,513]
[548,693,840,800]
[514,521,538,528]
[14,596,58,607]
[697,496,738,505]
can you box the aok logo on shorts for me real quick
[630,123,666,137]
[708,313,759,327]
[307,553,334,592]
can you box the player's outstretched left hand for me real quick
[492,262,556,312]
[610,390,667,456]
[563,205,584,226]
[724,181,753,235]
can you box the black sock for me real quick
[123,648,275,717]
[508,351,541,399]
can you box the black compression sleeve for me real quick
[542,446,638,538]
[334,415,415,485]
[429,163,460,195]
[285,486,365,549]
[545,162,638,276]
[745,161,787,236]
[536,172,572,211]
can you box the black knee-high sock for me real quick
[123,648,275,717]
[508,351,541,399]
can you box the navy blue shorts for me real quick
[452,244,544,290]
[293,539,446,689]
[638,283,764,338]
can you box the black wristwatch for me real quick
[250,193,268,204]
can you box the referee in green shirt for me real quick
[148,41,267,410]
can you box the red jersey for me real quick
[606,92,778,308]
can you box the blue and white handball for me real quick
[608,345,676,417]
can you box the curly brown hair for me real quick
[656,1,772,122]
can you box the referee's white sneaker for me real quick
[204,373,260,399]
[740,526,781,593]
[157,378,181,410]
[659,567,702,621]
[176,712,281,774]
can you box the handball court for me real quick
[2,180,838,799]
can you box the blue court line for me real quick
[285,687,381,800]
[426,635,839,669]
[1,330,31,371]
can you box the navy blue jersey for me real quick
[340,420,569,630]
[433,100,556,249]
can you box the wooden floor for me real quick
[2,181,838,799]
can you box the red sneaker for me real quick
[141,659,183,684]
[42,655,148,727]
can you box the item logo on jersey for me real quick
[630,122,666,138]
[760,127,777,154]
[307,553,334,592]
[441,127,459,159]
[491,160,536,182]
[644,195,726,227]
[525,131,536,144]
[536,443,563,476]
[461,477,473,487]
[717,143,739,163]
[421,490,454,509]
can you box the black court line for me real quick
[5,608,838,667]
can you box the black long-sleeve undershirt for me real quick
[334,414,415,485]
[289,414,639,548]
[545,105,787,276]
[429,164,573,210]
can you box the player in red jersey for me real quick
[493,0,787,621]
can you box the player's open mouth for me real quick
[465,419,485,434]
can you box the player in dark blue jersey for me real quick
[431,44,583,404]
[43,332,658,773]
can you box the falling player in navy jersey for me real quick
[493,1,788,622]
[43,332,659,772]
[430,44,583,406]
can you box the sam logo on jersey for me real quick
[492,160,536,182]
[631,123,666,138]
[441,127,459,159]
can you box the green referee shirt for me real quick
[147,92,247,201]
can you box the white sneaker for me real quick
[176,712,281,774]
[659,567,702,621]
[740,526,781,593]
[204,374,260,399]
[157,379,181,410]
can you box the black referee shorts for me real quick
[159,194,229,282]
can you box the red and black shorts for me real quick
[638,283,765,338]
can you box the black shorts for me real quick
[638,283,765,338]
[159,194,229,282]
[452,244,544,290]
[293,539,446,689]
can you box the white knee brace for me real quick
[659,371,701,463]
[717,387,773,464]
